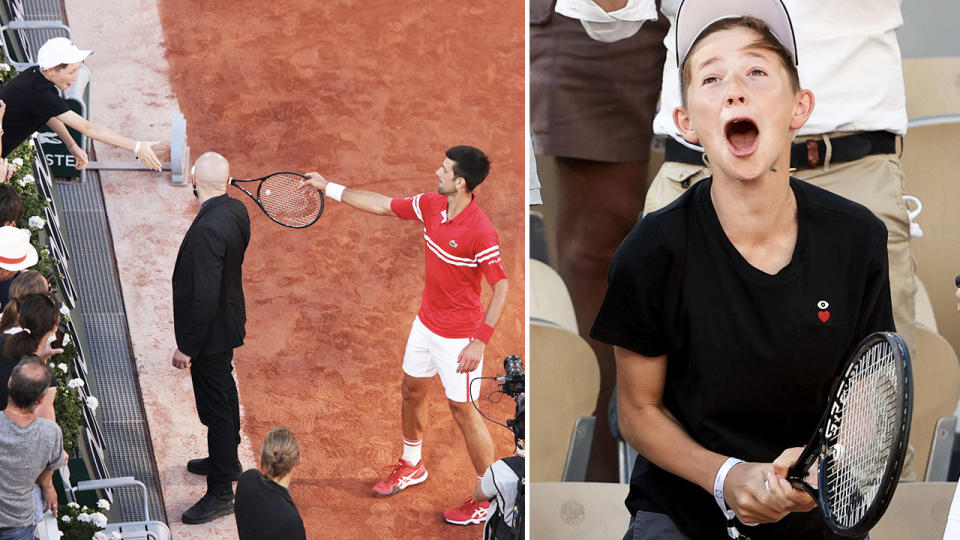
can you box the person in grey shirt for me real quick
[0,356,65,540]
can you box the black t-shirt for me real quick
[0,66,69,157]
[234,469,306,540]
[591,178,894,540]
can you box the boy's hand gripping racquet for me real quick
[787,331,912,537]
[229,172,324,228]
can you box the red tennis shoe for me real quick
[371,458,428,497]
[442,498,490,525]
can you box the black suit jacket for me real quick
[173,194,250,358]
[235,470,307,540]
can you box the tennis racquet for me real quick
[787,331,912,537]
[229,172,324,228]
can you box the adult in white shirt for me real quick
[530,0,669,482]
[557,0,917,361]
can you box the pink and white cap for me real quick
[675,0,797,68]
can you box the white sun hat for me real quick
[0,226,38,271]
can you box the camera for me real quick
[499,355,524,398]
[496,356,525,444]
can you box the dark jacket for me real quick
[235,469,307,540]
[172,194,250,357]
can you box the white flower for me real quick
[67,378,85,389]
[49,362,55,369]
[110,532,122,540]
[17,174,34,187]
[27,215,44,229]
[0,63,10,71]
[77,512,91,522]
[63,333,71,346]
[57,362,68,373]
[28,138,34,147]
[93,532,108,540]
[61,515,71,522]
[67,502,80,509]
[11,157,23,166]
[60,305,70,316]
[90,512,108,528]
[86,395,99,411]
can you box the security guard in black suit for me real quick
[172,151,251,524]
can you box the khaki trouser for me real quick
[643,150,917,357]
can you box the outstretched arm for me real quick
[47,117,88,170]
[56,110,161,171]
[302,171,396,216]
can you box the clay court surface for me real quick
[68,0,523,538]
[155,1,525,537]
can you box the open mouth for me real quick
[725,118,759,156]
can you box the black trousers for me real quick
[190,349,241,492]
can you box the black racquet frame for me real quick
[786,331,912,537]
[229,171,324,229]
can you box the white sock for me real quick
[402,437,422,466]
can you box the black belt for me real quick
[664,131,897,170]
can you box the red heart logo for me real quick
[818,310,830,323]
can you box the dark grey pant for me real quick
[190,349,241,492]
[623,511,691,540]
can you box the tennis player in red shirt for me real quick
[303,145,509,525]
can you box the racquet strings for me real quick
[822,339,900,528]
[259,173,322,227]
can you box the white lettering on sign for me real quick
[44,154,76,167]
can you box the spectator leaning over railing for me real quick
[0,356,66,540]
[0,37,162,171]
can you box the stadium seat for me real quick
[900,118,960,362]
[530,481,631,539]
[530,259,578,334]
[72,476,171,540]
[900,57,960,356]
[530,322,600,482]
[906,325,960,481]
[871,481,955,540]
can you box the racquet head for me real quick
[230,172,324,228]
[812,331,912,536]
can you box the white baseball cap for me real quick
[37,37,92,70]
[675,0,797,68]
[0,226,38,271]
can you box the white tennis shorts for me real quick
[402,316,483,403]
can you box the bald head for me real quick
[9,356,51,410]
[193,152,230,199]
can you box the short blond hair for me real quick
[260,426,300,480]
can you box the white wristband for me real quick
[133,141,142,159]
[326,182,346,202]
[713,457,743,520]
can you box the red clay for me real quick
[157,1,525,538]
